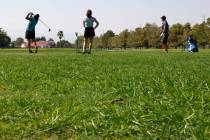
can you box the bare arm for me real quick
[26,12,33,20]
[83,20,86,28]
[94,18,99,29]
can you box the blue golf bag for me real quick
[187,36,198,52]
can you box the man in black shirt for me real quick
[161,16,169,52]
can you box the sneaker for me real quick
[88,51,91,54]
[29,50,34,53]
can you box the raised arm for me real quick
[94,18,99,29]
[83,20,86,28]
[26,12,33,20]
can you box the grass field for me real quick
[0,49,209,139]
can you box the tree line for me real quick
[0,29,73,48]
[1,18,210,49]
[76,18,210,49]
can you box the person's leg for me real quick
[162,36,168,53]
[34,40,38,53]
[165,35,169,52]
[88,37,94,54]
[27,39,33,53]
[33,31,38,53]
[162,44,168,52]
[83,38,88,53]
[164,43,168,52]
[162,44,165,51]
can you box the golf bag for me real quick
[187,36,198,52]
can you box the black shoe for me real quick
[88,51,91,54]
[29,50,34,53]
[83,52,86,54]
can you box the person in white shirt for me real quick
[83,9,99,54]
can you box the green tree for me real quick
[143,23,160,48]
[118,29,130,49]
[206,17,210,45]
[183,23,191,37]
[74,35,84,50]
[15,37,24,48]
[181,23,192,50]
[35,37,47,41]
[40,36,46,41]
[192,23,208,47]
[93,37,103,49]
[207,17,210,26]
[101,30,115,49]
[57,40,72,48]
[169,23,184,48]
[128,27,145,49]
[11,41,15,48]
[0,28,11,48]
[57,31,64,48]
[110,35,120,49]
[48,38,56,48]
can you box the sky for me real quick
[0,0,210,42]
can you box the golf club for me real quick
[39,19,51,32]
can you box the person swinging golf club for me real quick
[83,9,99,54]
[25,12,40,53]
[160,16,169,53]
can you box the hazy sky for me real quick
[0,0,210,42]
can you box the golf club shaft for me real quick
[39,19,51,29]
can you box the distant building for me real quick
[31,41,49,48]
[21,41,54,48]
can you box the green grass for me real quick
[0,48,210,139]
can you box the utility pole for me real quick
[75,32,79,53]
[203,15,206,23]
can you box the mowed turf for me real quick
[0,49,209,139]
